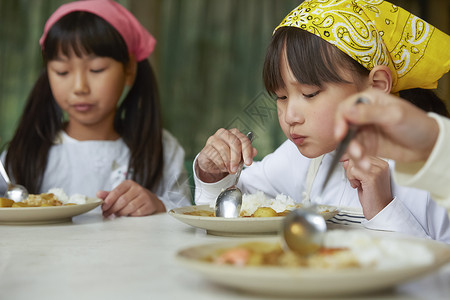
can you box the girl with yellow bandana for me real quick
[194,0,450,242]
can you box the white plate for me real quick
[176,235,450,297]
[0,198,102,225]
[169,204,338,236]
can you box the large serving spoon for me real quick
[283,97,368,256]
[215,131,253,218]
[0,160,29,202]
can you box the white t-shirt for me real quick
[194,140,450,243]
[1,129,192,211]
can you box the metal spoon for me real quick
[282,97,368,255]
[215,131,253,218]
[0,160,29,202]
[282,207,327,256]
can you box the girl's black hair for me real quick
[263,27,449,116]
[263,27,369,94]
[5,11,163,193]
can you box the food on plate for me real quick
[182,206,290,218]
[24,193,63,206]
[0,188,89,208]
[239,191,297,217]
[183,210,215,217]
[12,202,30,207]
[207,241,357,268]
[252,207,286,217]
[203,230,435,269]
[0,198,15,207]
[182,191,299,218]
[48,188,88,205]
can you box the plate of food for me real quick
[176,230,450,297]
[169,192,338,236]
[0,188,102,225]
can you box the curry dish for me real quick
[183,206,329,218]
[0,193,77,207]
[204,241,358,268]
[183,207,292,218]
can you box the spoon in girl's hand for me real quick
[0,160,29,202]
[215,131,254,218]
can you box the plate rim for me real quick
[0,197,102,224]
[169,204,339,221]
[175,235,450,297]
[169,204,340,236]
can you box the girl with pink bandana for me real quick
[1,0,191,216]
[194,0,450,242]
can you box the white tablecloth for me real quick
[0,207,449,300]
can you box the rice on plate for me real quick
[239,191,297,217]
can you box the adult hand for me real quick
[98,180,165,217]
[335,89,439,168]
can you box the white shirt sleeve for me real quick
[363,159,450,243]
[363,197,430,239]
[394,113,450,206]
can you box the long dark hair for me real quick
[263,27,449,116]
[5,12,163,193]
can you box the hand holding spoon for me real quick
[215,131,254,218]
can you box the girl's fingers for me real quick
[342,160,356,188]
[346,156,389,189]
[202,143,229,173]
[102,181,135,216]
[116,197,145,216]
[241,134,255,166]
[96,190,109,200]
[199,128,256,175]
[215,128,253,173]
[228,129,256,168]
[226,129,247,173]
[223,134,241,173]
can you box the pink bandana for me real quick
[39,0,156,61]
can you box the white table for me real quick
[0,208,449,300]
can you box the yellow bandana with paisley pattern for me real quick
[275,0,450,93]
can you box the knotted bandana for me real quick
[40,0,156,61]
[275,0,450,92]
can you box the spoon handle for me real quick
[0,160,11,185]
[232,131,254,186]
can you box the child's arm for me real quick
[98,180,165,217]
[362,175,450,243]
[344,156,450,242]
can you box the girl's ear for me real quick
[125,54,137,87]
[368,65,392,93]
